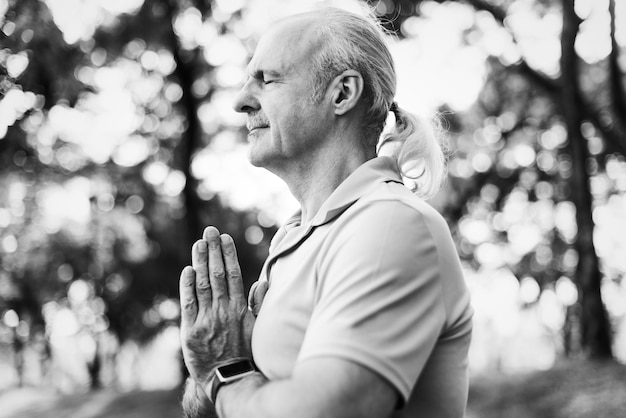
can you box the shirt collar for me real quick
[266,156,403,262]
[285,156,403,229]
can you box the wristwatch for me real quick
[208,358,258,404]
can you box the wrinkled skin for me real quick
[179,226,268,390]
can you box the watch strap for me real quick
[208,373,220,405]
[207,358,257,404]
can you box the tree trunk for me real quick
[164,0,203,249]
[87,337,102,390]
[609,0,626,122]
[560,0,612,359]
[13,327,25,387]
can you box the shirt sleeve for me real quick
[296,199,448,403]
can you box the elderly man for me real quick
[179,7,473,418]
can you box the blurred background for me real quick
[0,0,625,417]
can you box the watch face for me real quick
[218,360,255,379]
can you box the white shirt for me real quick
[252,156,473,417]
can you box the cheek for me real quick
[269,109,299,137]
[264,92,313,138]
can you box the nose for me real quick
[233,79,260,114]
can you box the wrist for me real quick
[195,378,210,401]
[207,358,259,404]
[182,377,214,418]
[214,371,267,417]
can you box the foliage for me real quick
[1,0,624,393]
[0,0,273,390]
[375,0,625,359]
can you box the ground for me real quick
[1,360,625,418]
[467,359,626,418]
[0,387,183,418]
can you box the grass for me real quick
[467,359,626,418]
[1,360,625,417]
[0,387,183,418]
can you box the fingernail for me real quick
[197,240,207,253]
[203,226,220,240]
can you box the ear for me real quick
[328,70,364,116]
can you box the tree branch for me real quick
[509,60,559,94]
[463,0,507,23]
[464,0,625,156]
[584,101,626,156]
[460,0,561,92]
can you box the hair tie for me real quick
[389,101,398,114]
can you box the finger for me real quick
[203,226,228,302]
[191,239,211,311]
[179,266,197,327]
[250,280,269,317]
[248,281,258,311]
[220,234,245,302]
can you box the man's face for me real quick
[233,17,332,171]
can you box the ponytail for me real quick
[378,103,447,199]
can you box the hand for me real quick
[179,226,256,389]
[249,279,269,317]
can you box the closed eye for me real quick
[248,69,281,86]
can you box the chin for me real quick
[248,156,264,168]
[248,148,284,170]
[247,148,269,168]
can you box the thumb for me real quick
[248,280,269,317]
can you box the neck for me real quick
[272,134,371,224]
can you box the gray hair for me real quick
[309,7,447,199]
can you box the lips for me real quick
[248,120,269,129]
[247,114,270,132]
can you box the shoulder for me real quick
[317,180,467,304]
[317,181,450,280]
[333,180,452,245]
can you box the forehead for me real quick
[247,15,322,76]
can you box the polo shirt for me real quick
[251,156,473,417]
